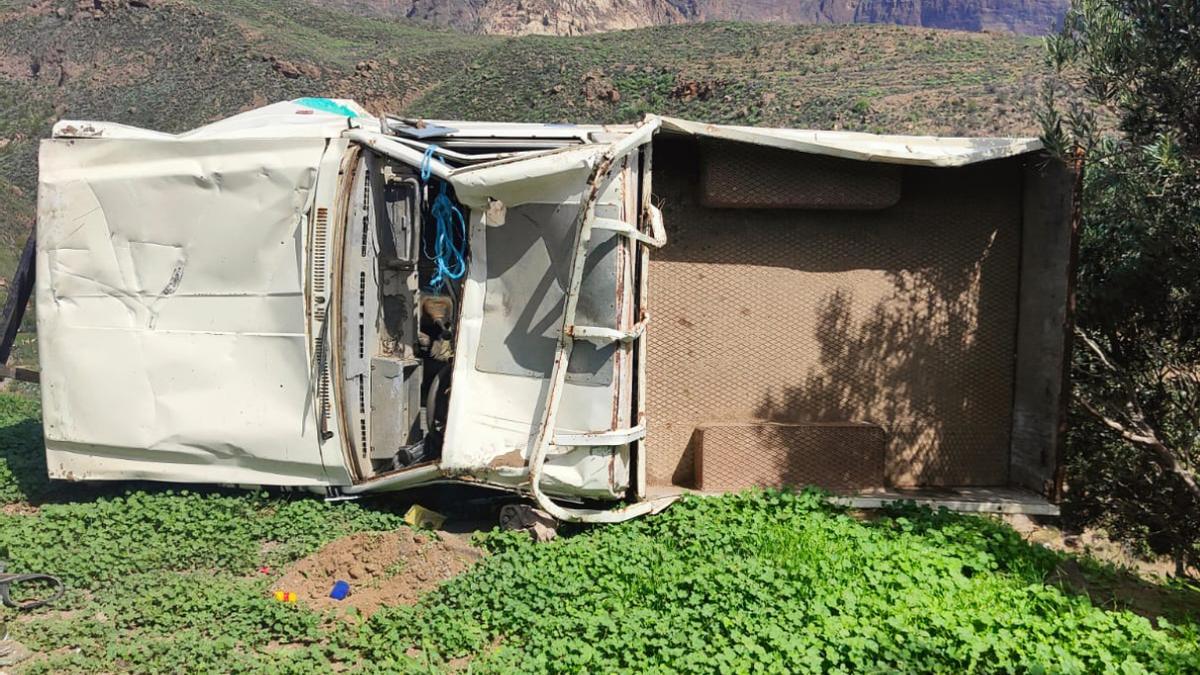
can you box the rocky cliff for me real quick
[672,0,1070,34]
[314,0,1066,35]
[435,0,690,36]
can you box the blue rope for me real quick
[420,144,438,182]
[419,145,467,291]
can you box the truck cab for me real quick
[36,99,660,520]
[35,99,1073,521]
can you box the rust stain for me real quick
[488,449,527,469]
[442,468,481,483]
[57,123,103,138]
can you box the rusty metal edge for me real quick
[525,116,672,523]
[1052,148,1085,504]
[330,144,363,480]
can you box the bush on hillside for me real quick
[1042,0,1200,576]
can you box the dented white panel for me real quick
[448,145,603,209]
[441,160,635,499]
[36,136,339,485]
[658,116,1042,167]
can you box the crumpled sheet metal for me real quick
[439,176,634,500]
[36,136,338,485]
[51,102,1042,168]
[52,100,370,142]
[51,120,175,141]
[658,116,1042,167]
[447,145,601,209]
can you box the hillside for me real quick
[312,0,1068,36]
[0,0,1050,292]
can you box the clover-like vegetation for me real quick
[1,394,1196,673]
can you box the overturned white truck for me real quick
[33,99,1077,521]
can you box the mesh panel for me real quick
[694,422,885,492]
[646,140,1022,489]
[701,142,902,210]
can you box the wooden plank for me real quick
[0,365,40,383]
[0,230,36,365]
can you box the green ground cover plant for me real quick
[357,493,1199,673]
[1,393,1197,673]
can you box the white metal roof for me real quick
[657,117,1043,167]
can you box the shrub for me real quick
[1042,0,1200,576]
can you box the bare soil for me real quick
[1006,515,1178,579]
[1006,515,1200,622]
[274,530,483,617]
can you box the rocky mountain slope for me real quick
[312,0,1068,36]
[0,0,1051,295]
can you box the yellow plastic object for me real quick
[403,504,447,530]
[273,590,297,603]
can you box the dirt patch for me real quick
[671,79,718,102]
[268,56,321,80]
[1005,515,1200,622]
[1006,515,1179,579]
[1046,558,1200,622]
[274,530,482,617]
[1,502,39,515]
[0,54,33,81]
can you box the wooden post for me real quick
[0,230,36,366]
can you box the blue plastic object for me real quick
[329,580,350,600]
[294,97,360,118]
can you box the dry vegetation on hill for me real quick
[0,0,1051,286]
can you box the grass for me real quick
[0,393,1197,673]
[406,22,1046,134]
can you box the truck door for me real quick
[436,122,665,516]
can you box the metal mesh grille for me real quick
[694,422,885,493]
[312,207,329,321]
[646,141,1022,489]
[700,141,902,210]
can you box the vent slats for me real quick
[315,335,330,424]
[313,207,328,294]
[361,176,370,257]
[312,204,332,434]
